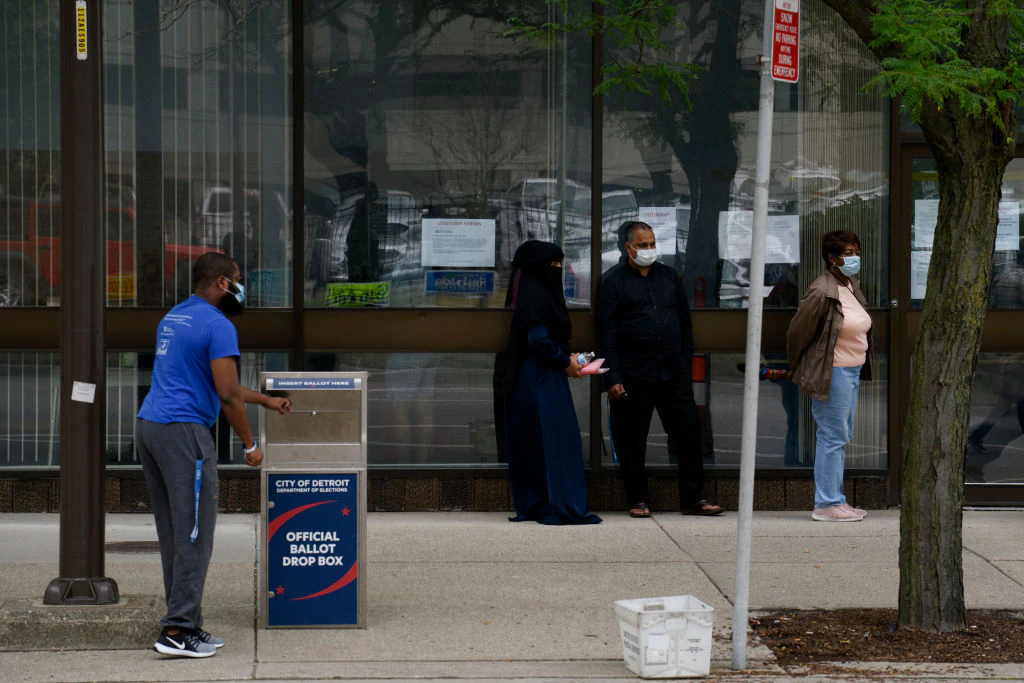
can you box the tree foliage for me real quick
[860,0,1024,132]
[505,0,703,104]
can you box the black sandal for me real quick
[629,502,651,518]
[683,499,723,516]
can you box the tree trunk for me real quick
[898,105,1015,632]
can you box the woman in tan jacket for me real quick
[786,230,874,522]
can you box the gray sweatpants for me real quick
[137,418,219,630]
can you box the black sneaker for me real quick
[153,628,217,658]
[194,627,225,648]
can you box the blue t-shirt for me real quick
[138,296,240,428]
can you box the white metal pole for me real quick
[732,0,777,670]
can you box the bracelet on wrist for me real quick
[242,440,259,455]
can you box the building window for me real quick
[302,1,592,309]
[600,0,889,311]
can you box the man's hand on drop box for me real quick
[265,396,292,414]
[245,396,292,467]
[245,447,265,467]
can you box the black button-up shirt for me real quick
[596,260,695,386]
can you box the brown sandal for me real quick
[629,502,651,518]
[683,499,723,516]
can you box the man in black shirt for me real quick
[596,221,722,518]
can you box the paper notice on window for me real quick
[911,250,931,300]
[421,218,496,267]
[997,201,1021,251]
[717,211,800,263]
[638,207,677,255]
[913,199,939,248]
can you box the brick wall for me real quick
[0,474,891,513]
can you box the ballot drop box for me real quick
[259,372,368,628]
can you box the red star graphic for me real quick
[275,585,285,595]
[341,506,351,516]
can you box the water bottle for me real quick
[576,352,596,366]
[759,366,787,381]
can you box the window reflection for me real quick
[309,353,591,467]
[911,158,1024,308]
[600,353,888,469]
[967,354,1024,483]
[600,0,889,310]
[303,0,592,309]
[102,1,294,308]
[0,351,287,469]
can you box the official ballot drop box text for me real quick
[259,372,368,628]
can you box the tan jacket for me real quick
[785,273,873,401]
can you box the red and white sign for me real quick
[771,0,800,83]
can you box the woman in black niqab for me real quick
[502,240,601,525]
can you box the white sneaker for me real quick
[841,502,867,519]
[811,505,863,522]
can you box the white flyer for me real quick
[421,218,496,267]
[638,207,677,256]
[997,201,1020,251]
[911,250,931,300]
[913,199,939,249]
[717,211,800,263]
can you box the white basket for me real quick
[614,595,715,679]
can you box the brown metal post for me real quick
[44,0,119,605]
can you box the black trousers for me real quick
[609,376,704,509]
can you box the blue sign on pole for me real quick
[266,472,360,626]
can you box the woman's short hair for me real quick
[821,230,860,268]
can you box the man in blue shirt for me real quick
[137,252,290,658]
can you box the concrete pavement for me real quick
[1,509,1024,681]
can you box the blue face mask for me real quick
[838,255,861,277]
[230,281,246,304]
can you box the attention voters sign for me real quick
[266,473,359,626]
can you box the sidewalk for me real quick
[1,510,1023,682]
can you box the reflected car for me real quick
[0,200,207,306]
[306,189,422,292]
[494,177,591,272]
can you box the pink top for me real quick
[834,284,871,367]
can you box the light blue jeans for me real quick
[810,365,862,509]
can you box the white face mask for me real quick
[229,281,246,304]
[837,255,861,277]
[630,246,658,267]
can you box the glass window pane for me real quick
[0,351,290,469]
[967,353,1024,483]
[309,353,591,467]
[911,158,1024,308]
[601,0,889,310]
[0,1,60,307]
[0,352,60,467]
[109,351,289,468]
[600,353,888,469]
[102,1,294,308]
[303,1,592,309]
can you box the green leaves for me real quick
[864,0,1024,130]
[505,0,703,106]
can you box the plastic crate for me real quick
[614,595,715,678]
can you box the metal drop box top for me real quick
[260,371,368,468]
